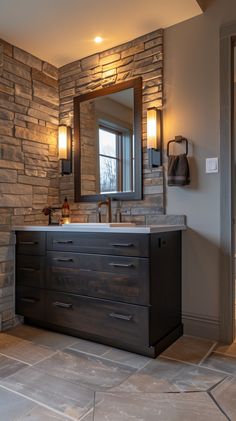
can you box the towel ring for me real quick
[167,136,188,157]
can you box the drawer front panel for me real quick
[46,252,149,305]
[17,255,45,288]
[16,232,46,256]
[45,291,149,346]
[16,286,44,320]
[47,232,149,257]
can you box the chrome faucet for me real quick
[98,197,112,223]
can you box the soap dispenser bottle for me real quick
[61,196,70,223]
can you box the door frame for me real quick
[220,22,236,343]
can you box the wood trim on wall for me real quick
[219,22,236,344]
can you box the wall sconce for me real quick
[58,125,72,175]
[147,107,162,167]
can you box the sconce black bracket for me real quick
[61,159,72,175]
[148,148,161,167]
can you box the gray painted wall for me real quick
[164,0,236,339]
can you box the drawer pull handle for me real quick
[111,243,134,248]
[20,297,38,303]
[20,267,38,272]
[53,301,72,309]
[109,312,133,321]
[55,241,74,244]
[53,258,74,263]
[109,263,134,268]
[19,241,38,245]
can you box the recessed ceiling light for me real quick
[94,36,103,44]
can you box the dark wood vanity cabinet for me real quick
[15,230,183,357]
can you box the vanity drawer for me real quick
[16,286,44,320]
[16,255,45,288]
[45,291,149,346]
[47,232,149,257]
[46,251,149,305]
[16,232,46,256]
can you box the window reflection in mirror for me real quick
[80,88,134,196]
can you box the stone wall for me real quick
[0,27,164,330]
[58,29,164,224]
[0,39,59,330]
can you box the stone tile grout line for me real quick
[30,349,59,366]
[207,390,231,420]
[0,383,78,421]
[207,377,231,421]
[198,341,218,366]
[0,351,31,366]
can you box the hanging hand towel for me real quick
[168,154,190,186]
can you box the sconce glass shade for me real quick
[58,125,72,175]
[147,108,157,149]
[147,107,162,167]
[147,108,162,149]
[58,125,68,159]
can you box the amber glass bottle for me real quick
[61,196,70,221]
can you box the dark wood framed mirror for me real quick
[74,77,142,202]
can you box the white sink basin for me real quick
[61,222,135,228]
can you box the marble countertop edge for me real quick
[12,224,186,234]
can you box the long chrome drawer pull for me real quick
[53,258,74,263]
[20,297,38,303]
[109,312,133,321]
[111,243,134,247]
[109,263,134,268]
[55,240,73,244]
[20,267,37,272]
[19,241,38,245]
[53,301,72,309]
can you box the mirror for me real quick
[74,78,142,202]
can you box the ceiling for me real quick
[0,0,202,67]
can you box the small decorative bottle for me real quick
[61,196,70,224]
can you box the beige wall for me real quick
[164,0,236,338]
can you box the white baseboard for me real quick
[182,312,220,341]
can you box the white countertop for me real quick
[13,224,186,234]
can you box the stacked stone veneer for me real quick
[58,29,164,223]
[0,39,59,330]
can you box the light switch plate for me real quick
[206,157,219,173]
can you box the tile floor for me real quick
[0,325,235,420]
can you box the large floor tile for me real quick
[0,387,36,420]
[0,366,94,420]
[112,356,226,393]
[211,376,236,420]
[17,405,72,421]
[93,391,226,421]
[101,348,150,369]
[67,338,111,357]
[0,332,56,364]
[0,354,27,379]
[7,324,78,350]
[35,349,135,391]
[201,352,236,375]
[161,335,216,364]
